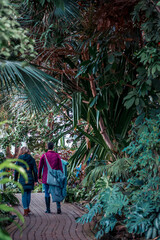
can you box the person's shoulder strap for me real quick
[44,154,52,170]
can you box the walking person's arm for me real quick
[38,154,44,182]
[14,161,19,181]
[32,157,38,183]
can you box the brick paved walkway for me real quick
[7,193,95,240]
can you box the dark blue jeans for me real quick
[44,184,61,209]
[22,190,31,209]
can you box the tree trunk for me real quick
[6,146,13,158]
[89,75,115,151]
[13,144,20,158]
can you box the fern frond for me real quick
[107,158,132,181]
[83,163,108,187]
[77,202,102,224]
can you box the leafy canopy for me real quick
[0,0,35,59]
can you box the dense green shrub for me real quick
[124,113,160,239]
[65,185,95,203]
[0,0,35,59]
[77,113,160,239]
[1,190,19,206]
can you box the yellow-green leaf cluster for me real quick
[0,0,36,59]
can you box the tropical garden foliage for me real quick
[0,156,28,240]
[77,113,160,239]
[0,0,160,239]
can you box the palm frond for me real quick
[54,0,79,19]
[0,60,63,112]
[7,92,41,115]
[83,157,132,187]
[19,0,79,32]
[83,160,108,187]
[68,139,87,175]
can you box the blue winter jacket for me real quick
[14,154,38,191]
[48,169,67,202]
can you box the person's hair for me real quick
[48,142,54,150]
[19,146,29,156]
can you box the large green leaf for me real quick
[0,204,24,223]
[69,140,87,174]
[77,126,107,148]
[0,60,63,112]
[0,161,28,183]
[72,92,81,127]
[0,228,11,240]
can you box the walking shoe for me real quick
[27,208,31,213]
[45,197,51,213]
[45,210,51,213]
[23,209,28,216]
[57,209,61,214]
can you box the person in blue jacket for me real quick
[14,147,38,216]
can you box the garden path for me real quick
[7,193,95,240]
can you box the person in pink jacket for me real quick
[38,142,63,214]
